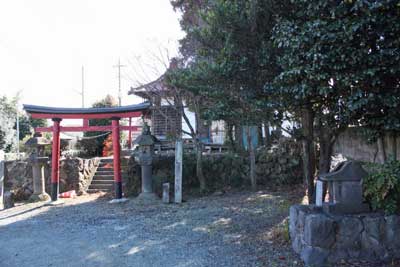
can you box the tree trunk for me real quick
[301,107,316,204]
[226,122,236,152]
[318,129,334,175]
[264,121,271,146]
[234,124,244,151]
[377,135,387,163]
[258,124,264,146]
[193,110,206,192]
[195,139,206,192]
[388,132,397,161]
[246,126,257,190]
[318,129,335,202]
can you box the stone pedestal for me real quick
[290,204,400,266]
[29,159,50,202]
[162,183,170,203]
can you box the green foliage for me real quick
[364,160,400,214]
[16,115,47,141]
[166,0,284,125]
[170,0,400,192]
[0,96,17,151]
[77,95,117,156]
[270,0,400,133]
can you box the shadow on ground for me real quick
[0,190,304,267]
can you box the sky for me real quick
[0,0,184,111]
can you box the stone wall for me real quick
[59,157,100,195]
[290,205,400,266]
[125,140,303,196]
[4,156,99,201]
[4,160,51,200]
[256,138,303,185]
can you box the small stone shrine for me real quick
[290,161,400,266]
[318,161,370,214]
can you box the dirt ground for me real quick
[0,190,397,267]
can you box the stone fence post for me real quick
[174,140,183,203]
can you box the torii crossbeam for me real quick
[23,102,151,202]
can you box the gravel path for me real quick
[1,190,396,267]
[0,190,302,267]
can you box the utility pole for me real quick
[113,58,126,106]
[15,91,22,160]
[16,103,19,159]
[81,66,85,108]
[74,66,85,108]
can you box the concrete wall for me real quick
[333,127,400,163]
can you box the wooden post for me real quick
[0,150,4,210]
[51,118,61,201]
[112,118,122,199]
[174,140,183,203]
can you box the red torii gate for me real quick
[23,102,150,202]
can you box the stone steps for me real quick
[87,188,112,193]
[87,157,128,193]
[93,175,114,180]
[88,158,114,193]
[95,170,114,175]
[91,179,115,185]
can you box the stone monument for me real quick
[26,133,51,202]
[133,122,158,201]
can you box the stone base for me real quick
[45,199,65,206]
[290,204,400,266]
[29,193,51,202]
[109,198,129,204]
[322,202,370,215]
[136,192,159,204]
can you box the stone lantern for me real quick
[26,133,51,202]
[318,161,370,214]
[133,122,158,200]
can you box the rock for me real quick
[292,234,304,254]
[304,214,335,249]
[361,216,387,261]
[29,192,50,202]
[300,246,329,266]
[336,216,363,250]
[385,215,400,250]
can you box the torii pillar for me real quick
[51,118,61,201]
[112,117,123,199]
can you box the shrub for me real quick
[102,134,113,157]
[364,160,400,214]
